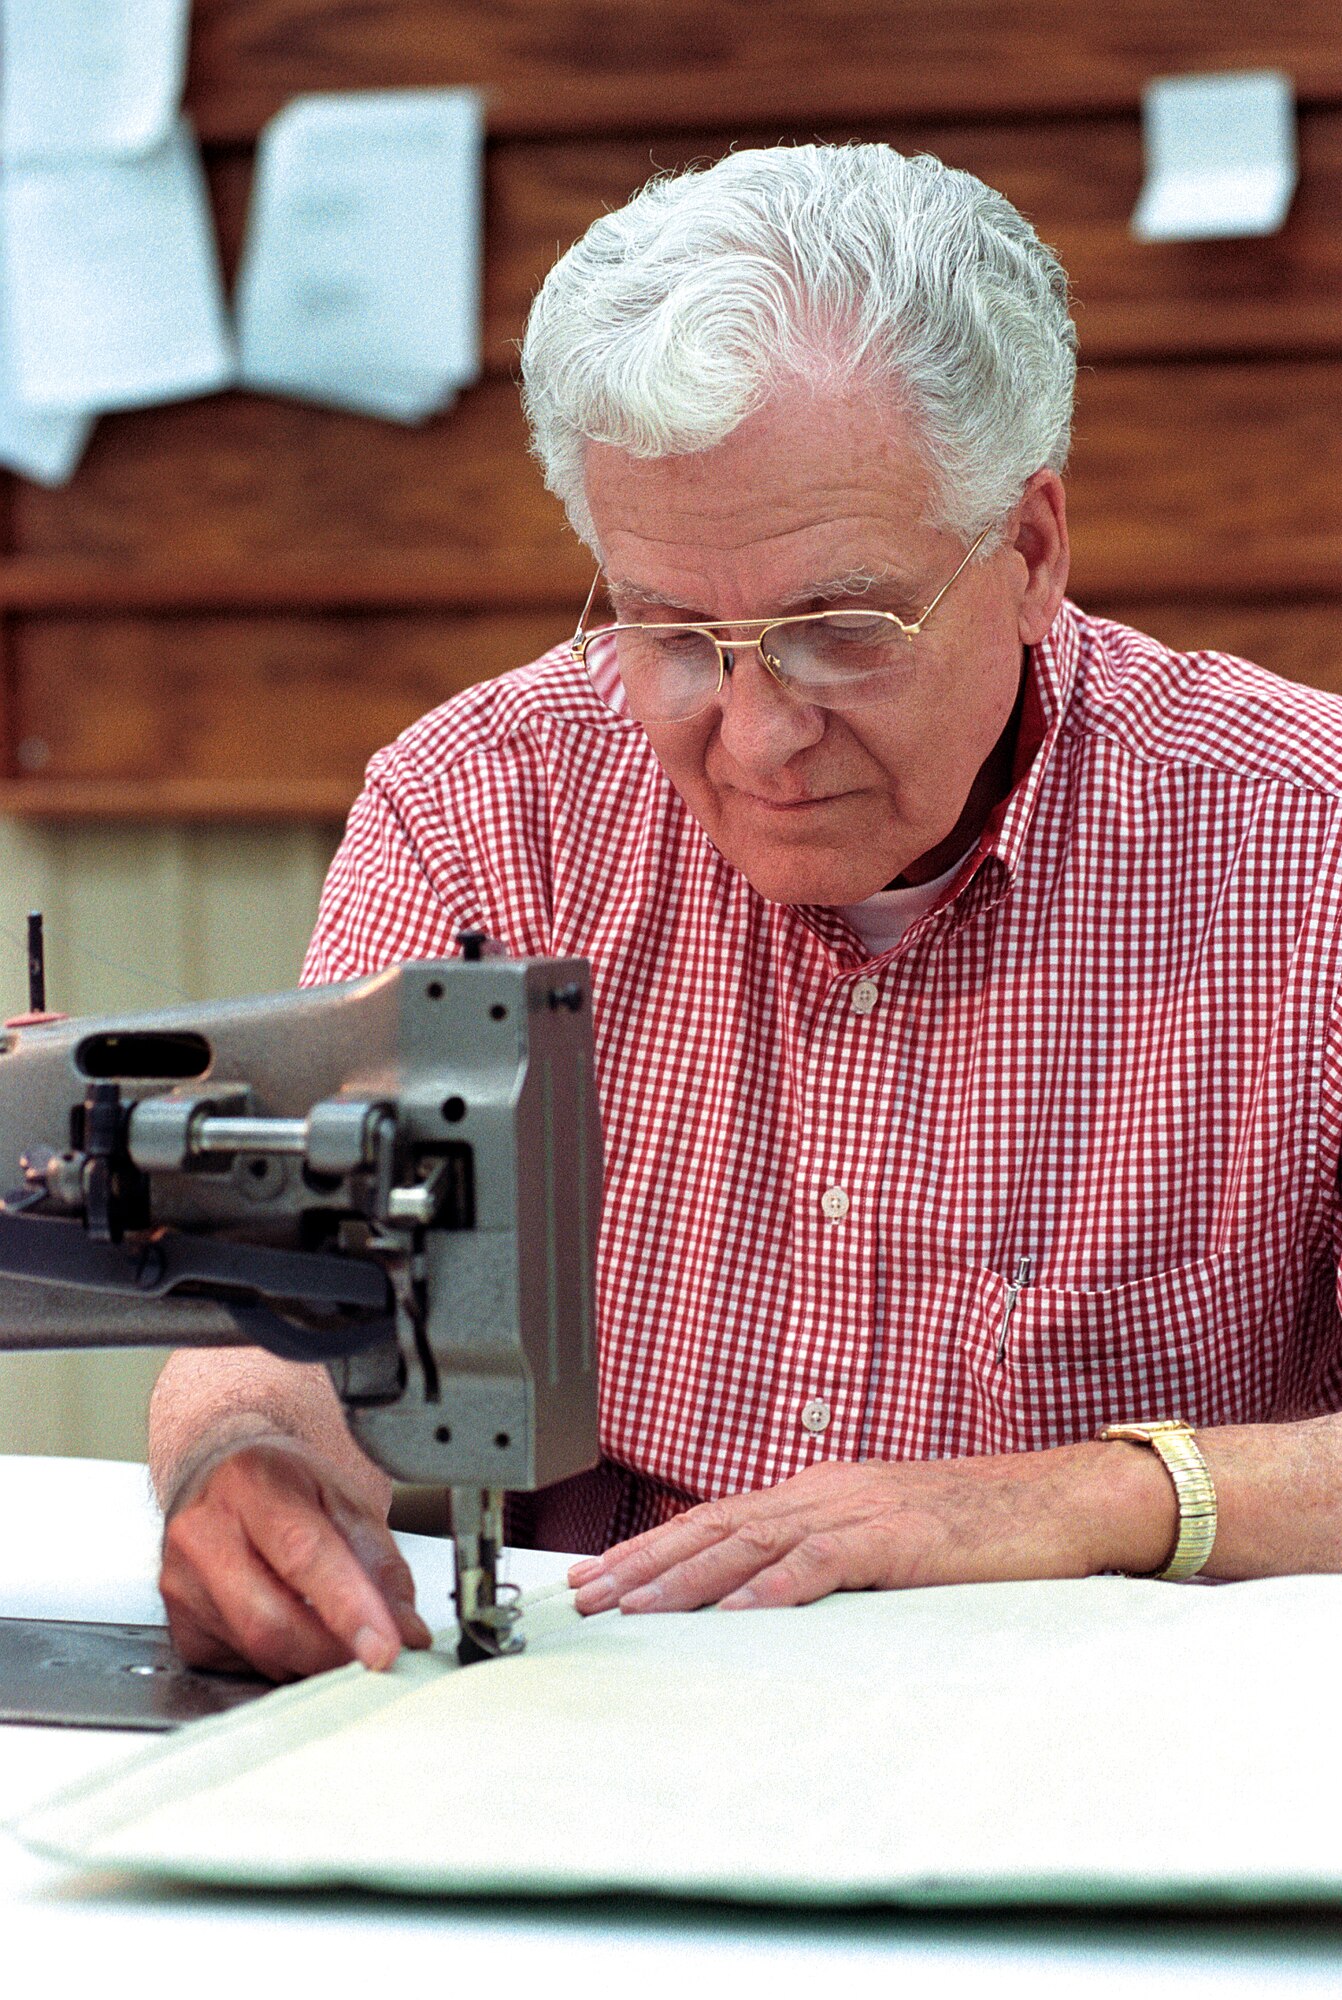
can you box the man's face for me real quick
[583,381,1067,905]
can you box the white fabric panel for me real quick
[17,1572,1342,1909]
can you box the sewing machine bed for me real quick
[0,1616,269,1730]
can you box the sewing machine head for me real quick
[0,953,603,1662]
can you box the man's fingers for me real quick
[568,1519,685,1580]
[162,1515,354,1681]
[718,1532,858,1610]
[160,1495,260,1666]
[615,1518,830,1614]
[569,1500,738,1586]
[383,1592,434,1649]
[571,1490,830,1613]
[571,1455,1096,1621]
[247,1492,403,1670]
[161,1441,419,1677]
[165,1617,255,1677]
[335,1510,434,1650]
[572,1504,737,1611]
[159,1548,256,1675]
[173,1549,354,1682]
[619,1529,869,1615]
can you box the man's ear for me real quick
[1009,470,1070,647]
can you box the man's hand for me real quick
[568,1447,1178,1615]
[159,1436,432,1682]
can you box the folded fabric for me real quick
[14,1574,1342,1906]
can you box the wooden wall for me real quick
[2,0,1341,820]
[1,0,1339,1454]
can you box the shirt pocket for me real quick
[957,1252,1256,1453]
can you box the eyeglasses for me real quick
[570,525,993,724]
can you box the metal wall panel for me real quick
[0,820,338,1459]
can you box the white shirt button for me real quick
[801,1397,832,1435]
[821,1185,850,1222]
[851,978,879,1015]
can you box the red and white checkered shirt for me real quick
[303,601,1342,1554]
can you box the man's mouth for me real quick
[738,791,847,813]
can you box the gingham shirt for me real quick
[303,600,1342,1554]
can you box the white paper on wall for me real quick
[0,0,192,164]
[3,120,236,415]
[0,266,93,483]
[1131,70,1298,243]
[236,89,484,422]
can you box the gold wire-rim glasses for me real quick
[569,523,994,719]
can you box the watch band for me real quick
[1097,1418,1218,1581]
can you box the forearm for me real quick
[1082,1412,1342,1579]
[148,1348,392,1520]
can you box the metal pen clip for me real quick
[996,1254,1032,1365]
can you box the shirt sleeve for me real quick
[302,683,563,988]
[1321,968,1342,1324]
[300,763,487,988]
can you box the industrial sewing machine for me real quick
[0,934,602,1674]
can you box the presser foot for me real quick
[450,1485,525,1667]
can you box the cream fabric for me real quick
[14,1575,1342,1906]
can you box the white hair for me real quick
[520,143,1077,553]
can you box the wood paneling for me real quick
[478,113,1342,367]
[184,0,1342,141]
[1064,362,1342,600]
[3,593,1339,825]
[5,611,566,816]
[6,362,1341,618]
[3,385,587,608]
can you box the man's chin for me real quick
[730,848,904,908]
[704,802,912,906]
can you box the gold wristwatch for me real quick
[1097,1418,1218,1581]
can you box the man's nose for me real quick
[715,648,825,771]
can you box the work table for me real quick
[2,1453,1340,1996]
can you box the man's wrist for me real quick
[1078,1434,1181,1575]
[157,1412,304,1522]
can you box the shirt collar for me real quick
[974,595,1082,878]
[791,599,1085,963]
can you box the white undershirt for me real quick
[839,849,971,958]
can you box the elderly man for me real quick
[151,144,1342,1682]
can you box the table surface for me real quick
[4,1454,1342,1996]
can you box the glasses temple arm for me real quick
[906,524,994,633]
[571,572,605,654]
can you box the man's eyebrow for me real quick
[779,566,916,609]
[606,565,918,619]
[605,579,705,616]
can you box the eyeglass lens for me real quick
[609,614,917,721]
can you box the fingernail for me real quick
[574,1573,618,1611]
[620,1581,664,1613]
[398,1608,433,1647]
[718,1586,758,1610]
[568,1558,604,1586]
[353,1624,396,1670]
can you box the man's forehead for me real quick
[585,398,941,617]
[605,560,918,617]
